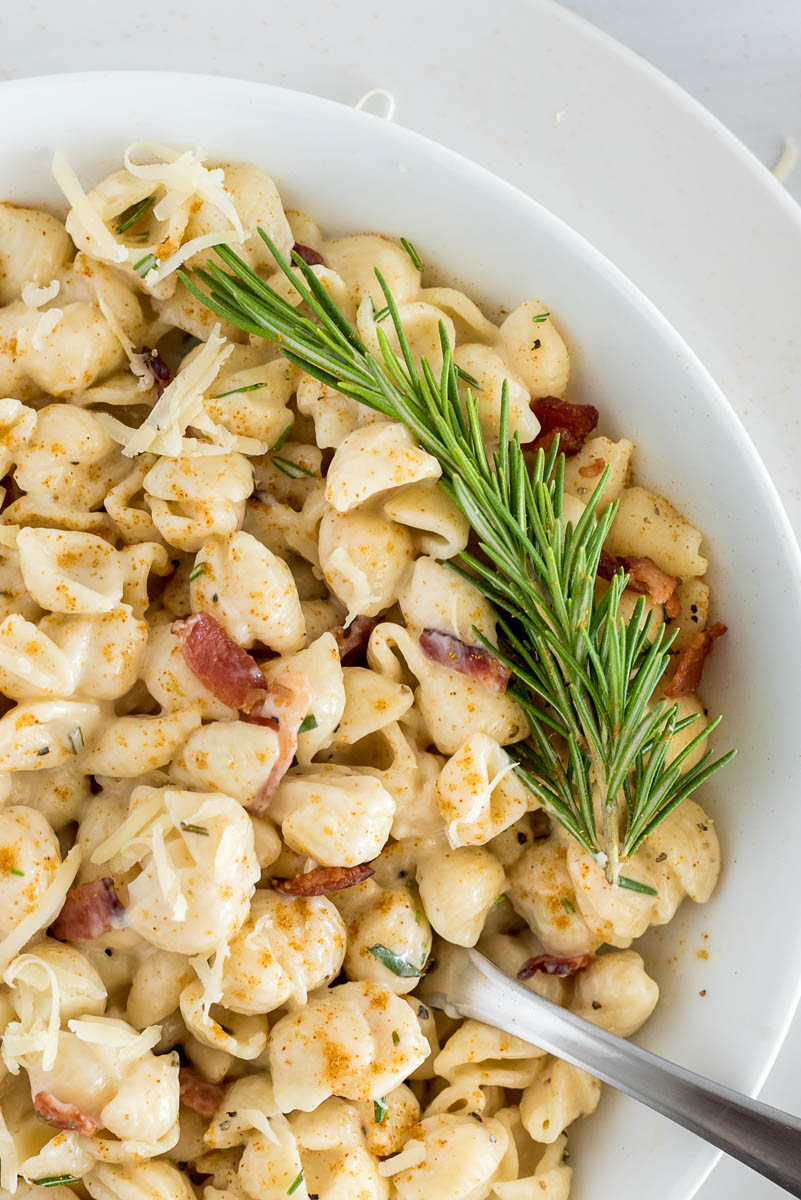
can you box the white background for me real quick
[2,2,799,1197]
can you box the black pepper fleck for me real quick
[212,593,219,603]
[697,822,708,831]
[655,852,667,863]
[36,746,50,756]
[532,338,541,349]
[591,1000,602,1010]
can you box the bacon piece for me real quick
[179,1066,225,1119]
[620,556,681,619]
[142,346,173,396]
[419,628,511,695]
[247,670,314,816]
[517,953,594,980]
[334,616,380,666]
[528,396,599,457]
[293,242,325,267]
[34,1091,98,1136]
[173,613,268,712]
[596,552,681,618]
[272,863,375,896]
[665,622,727,699]
[49,877,124,942]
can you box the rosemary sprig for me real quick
[180,234,735,885]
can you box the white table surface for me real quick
[2,3,799,1198]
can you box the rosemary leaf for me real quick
[116,193,156,234]
[400,237,423,270]
[368,944,424,978]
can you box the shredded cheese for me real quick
[238,1108,280,1145]
[30,308,63,351]
[67,1017,161,1060]
[124,143,243,234]
[189,939,230,1023]
[0,846,81,974]
[52,152,127,265]
[98,325,233,458]
[378,1138,426,1176]
[149,819,187,922]
[2,955,62,1072]
[21,280,60,309]
[139,227,247,288]
[446,758,516,849]
[91,789,164,864]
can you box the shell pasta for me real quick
[0,143,724,1200]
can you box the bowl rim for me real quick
[2,65,800,1195]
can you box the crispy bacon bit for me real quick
[578,457,605,478]
[49,877,124,942]
[293,243,325,267]
[173,612,268,712]
[34,1091,98,1136]
[665,622,727,699]
[596,552,681,618]
[179,1066,225,1119]
[528,396,599,457]
[272,863,375,896]
[517,953,594,980]
[334,616,380,666]
[620,556,681,619]
[247,670,314,816]
[142,346,173,396]
[596,549,619,581]
[419,628,511,695]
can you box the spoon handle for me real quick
[425,949,801,1197]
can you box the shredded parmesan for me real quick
[124,142,244,237]
[52,152,127,264]
[139,227,247,287]
[30,308,63,350]
[91,789,164,864]
[446,757,516,849]
[379,1138,426,1176]
[189,939,230,1022]
[67,1017,161,1059]
[2,955,62,1072]
[99,325,233,458]
[21,279,60,309]
[0,846,81,974]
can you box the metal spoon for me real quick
[415,947,801,1197]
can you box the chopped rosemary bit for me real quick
[272,455,317,479]
[10,868,24,877]
[67,727,83,756]
[298,714,318,734]
[530,311,550,323]
[414,909,421,923]
[33,1179,79,1188]
[180,822,210,836]
[492,895,507,906]
[618,875,658,897]
[214,381,268,398]
[400,237,423,270]
[189,562,207,581]
[116,193,156,234]
[372,305,390,323]
[368,944,424,978]
[134,252,158,277]
[273,422,293,451]
[561,897,575,915]
[391,1030,400,1046]
[287,1169,304,1195]
[374,1097,389,1123]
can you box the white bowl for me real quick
[2,71,799,1200]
